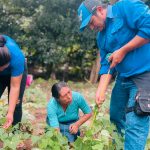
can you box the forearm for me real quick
[8,87,20,114]
[121,35,149,54]
[75,113,92,127]
[97,74,112,94]
[8,75,22,115]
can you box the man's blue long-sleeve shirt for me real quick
[97,0,150,77]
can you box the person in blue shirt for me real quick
[0,35,27,129]
[47,82,92,142]
[78,0,150,149]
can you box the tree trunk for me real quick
[46,63,56,80]
[62,63,69,81]
[50,72,56,80]
[89,53,100,83]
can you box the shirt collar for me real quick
[107,5,114,19]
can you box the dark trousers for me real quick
[0,68,27,125]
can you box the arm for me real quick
[109,0,150,68]
[96,32,115,106]
[96,74,112,107]
[69,94,92,134]
[109,36,150,68]
[69,113,92,134]
[75,113,92,128]
[3,75,22,129]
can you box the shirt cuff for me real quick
[99,66,115,75]
[137,30,149,39]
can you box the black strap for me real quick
[125,106,135,113]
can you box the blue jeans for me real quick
[46,117,80,142]
[59,122,80,142]
[110,76,149,150]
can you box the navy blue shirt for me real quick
[0,35,25,77]
[97,0,150,77]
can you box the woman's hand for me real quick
[3,112,13,129]
[69,123,79,134]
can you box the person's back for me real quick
[0,35,25,76]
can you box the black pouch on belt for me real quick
[126,72,150,116]
[134,90,150,116]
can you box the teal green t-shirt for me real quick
[47,91,91,128]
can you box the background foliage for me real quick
[0,0,97,80]
[0,0,149,80]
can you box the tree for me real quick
[0,0,99,80]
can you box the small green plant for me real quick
[32,127,69,150]
[73,105,124,150]
[0,120,32,150]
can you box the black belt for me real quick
[125,106,135,113]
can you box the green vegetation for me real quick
[1,80,150,149]
[0,0,97,80]
[0,0,150,149]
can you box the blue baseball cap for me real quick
[77,0,102,31]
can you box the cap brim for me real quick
[80,14,92,32]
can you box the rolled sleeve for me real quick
[137,30,150,39]
[99,65,115,75]
[99,50,115,75]
[97,33,115,75]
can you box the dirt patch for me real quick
[33,108,46,123]
[0,141,3,149]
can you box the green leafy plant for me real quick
[0,120,32,150]
[73,105,124,150]
[32,127,69,150]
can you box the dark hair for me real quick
[0,35,10,67]
[51,82,68,99]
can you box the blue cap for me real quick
[77,0,102,31]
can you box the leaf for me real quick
[31,135,40,145]
[101,130,110,137]
[92,143,104,150]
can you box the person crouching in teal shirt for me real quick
[47,82,92,142]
